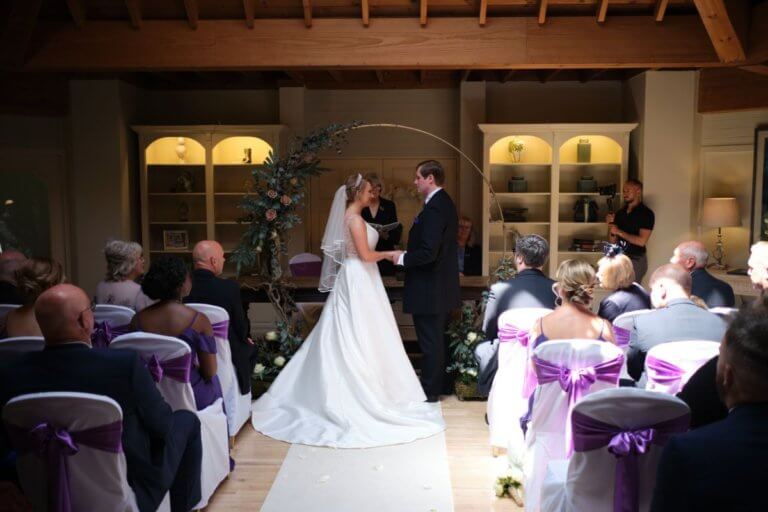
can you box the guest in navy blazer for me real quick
[0,284,202,512]
[670,241,735,308]
[652,304,768,511]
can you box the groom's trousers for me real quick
[413,313,449,397]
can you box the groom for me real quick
[393,160,460,402]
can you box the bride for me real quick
[251,174,445,448]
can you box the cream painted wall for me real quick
[136,89,278,125]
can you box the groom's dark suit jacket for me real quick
[403,189,460,315]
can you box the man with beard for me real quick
[606,179,655,283]
[652,304,768,511]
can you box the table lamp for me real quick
[700,197,740,269]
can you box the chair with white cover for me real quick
[187,303,252,439]
[2,392,139,512]
[110,332,229,509]
[288,253,322,277]
[524,339,624,512]
[0,336,44,361]
[708,307,738,324]
[540,388,690,512]
[487,307,551,453]
[644,340,720,395]
[92,304,135,348]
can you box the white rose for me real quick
[466,332,478,343]
[265,331,279,341]
[467,368,478,377]
[463,338,472,346]
[494,483,505,497]
[253,364,265,375]
[274,356,286,367]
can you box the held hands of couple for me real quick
[389,250,404,265]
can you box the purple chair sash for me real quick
[290,261,322,277]
[211,320,229,340]
[90,322,132,350]
[498,324,530,347]
[613,326,630,348]
[533,354,623,455]
[572,410,690,512]
[645,355,685,386]
[7,420,123,512]
[141,353,192,383]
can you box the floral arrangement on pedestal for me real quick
[446,299,486,400]
[250,320,306,397]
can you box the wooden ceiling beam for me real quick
[597,0,609,24]
[692,0,746,63]
[362,0,370,27]
[479,0,487,27]
[65,0,86,28]
[125,0,142,29]
[502,70,516,82]
[328,70,343,83]
[22,17,723,71]
[285,70,304,83]
[183,0,199,30]
[460,70,471,81]
[539,69,561,82]
[0,0,43,69]
[420,0,428,27]
[654,0,670,22]
[375,70,384,83]
[244,0,256,29]
[303,0,313,28]
[538,0,548,25]
[740,64,768,77]
[419,69,426,83]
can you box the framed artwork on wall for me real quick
[750,127,768,245]
[163,230,189,251]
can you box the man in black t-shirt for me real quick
[606,179,655,282]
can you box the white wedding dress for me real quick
[251,213,445,448]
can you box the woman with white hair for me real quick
[94,239,153,311]
[596,245,651,322]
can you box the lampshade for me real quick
[700,197,740,228]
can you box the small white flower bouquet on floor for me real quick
[494,450,525,506]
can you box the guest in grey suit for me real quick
[628,263,727,381]
[475,235,556,396]
[670,241,735,308]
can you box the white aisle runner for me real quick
[261,432,454,512]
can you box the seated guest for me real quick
[457,216,482,276]
[2,258,64,338]
[651,305,768,511]
[0,284,202,512]
[596,246,651,322]
[184,240,254,396]
[528,258,616,347]
[0,250,26,305]
[747,241,768,296]
[670,240,735,308]
[361,173,402,277]
[627,264,726,381]
[476,234,556,395]
[95,240,153,311]
[132,256,222,411]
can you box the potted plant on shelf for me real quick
[251,319,305,398]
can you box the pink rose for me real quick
[267,190,278,199]
[266,209,277,221]
[281,195,292,206]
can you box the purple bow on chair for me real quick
[211,320,230,340]
[572,410,690,512]
[533,354,623,455]
[90,322,132,350]
[141,353,192,383]
[613,326,631,348]
[498,324,538,399]
[645,355,685,388]
[7,421,123,512]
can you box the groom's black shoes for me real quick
[425,395,439,403]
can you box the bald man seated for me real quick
[0,250,27,304]
[671,241,735,308]
[0,284,202,512]
[627,264,727,382]
[185,241,254,395]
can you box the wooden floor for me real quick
[206,396,521,512]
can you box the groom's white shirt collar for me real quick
[425,187,442,205]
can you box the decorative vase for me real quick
[175,137,187,164]
[508,140,524,163]
[251,377,274,399]
[242,148,252,164]
[577,138,591,163]
[454,380,485,401]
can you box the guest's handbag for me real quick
[573,197,598,222]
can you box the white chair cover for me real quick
[708,307,738,324]
[612,309,653,385]
[488,307,551,452]
[644,340,720,395]
[524,340,624,512]
[0,336,45,361]
[2,392,139,512]
[93,304,135,327]
[110,332,229,508]
[540,388,690,512]
[187,303,252,437]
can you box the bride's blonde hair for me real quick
[344,173,369,205]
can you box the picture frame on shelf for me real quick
[163,230,189,251]
[750,126,768,245]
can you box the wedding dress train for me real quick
[251,215,445,448]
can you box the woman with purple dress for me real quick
[130,256,222,410]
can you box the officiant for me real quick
[362,172,402,276]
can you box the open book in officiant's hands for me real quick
[369,221,401,234]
